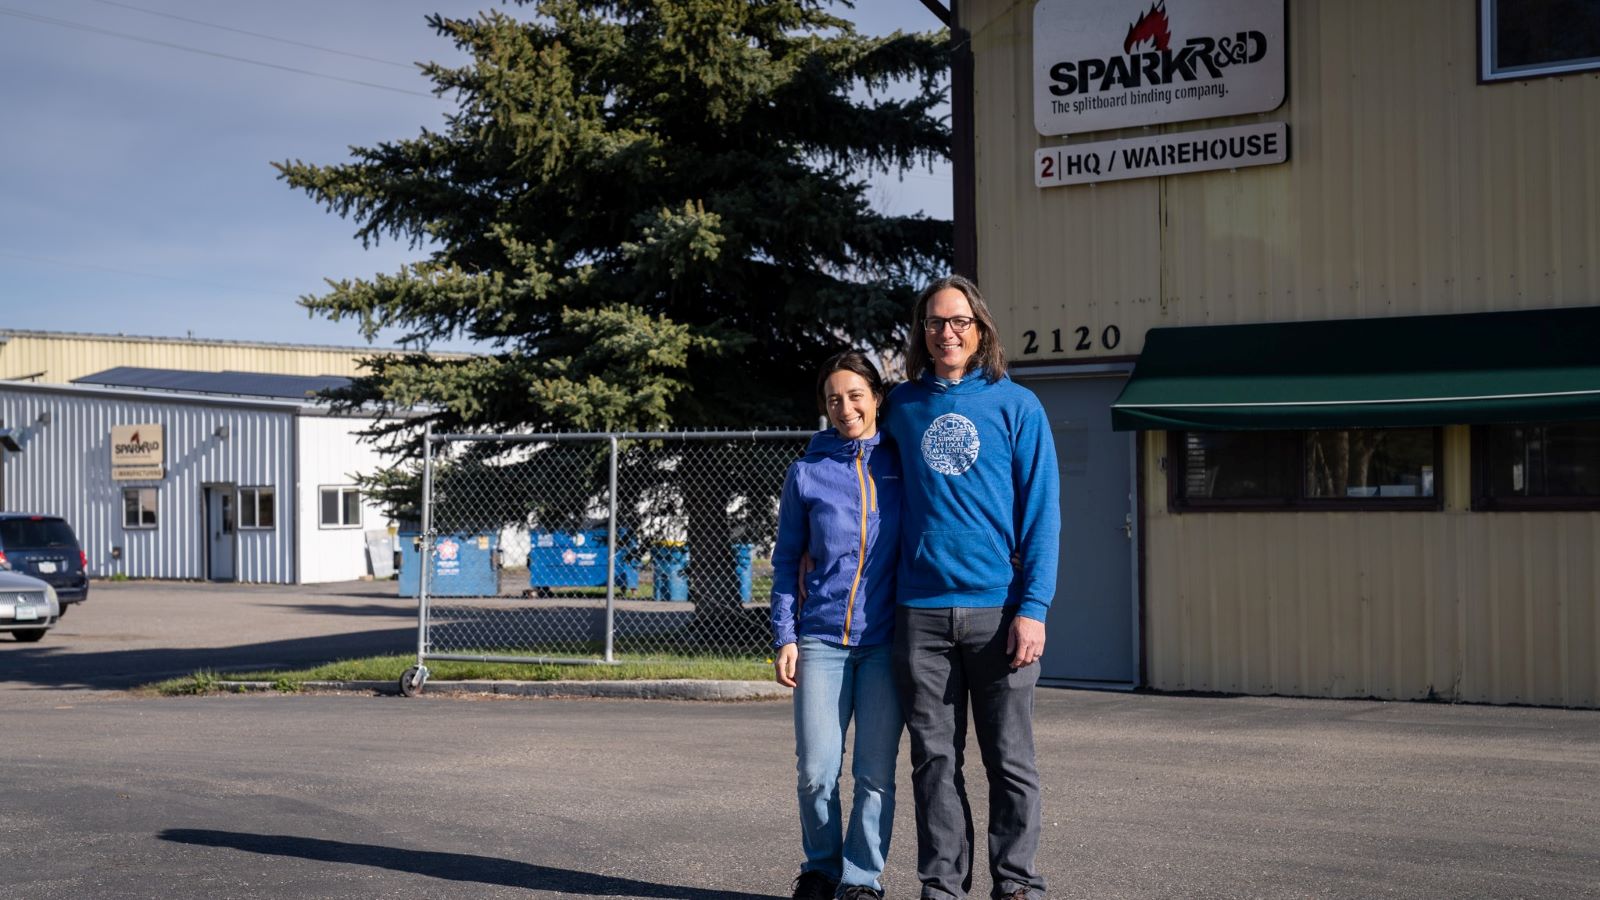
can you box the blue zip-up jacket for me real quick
[883,370,1060,622]
[769,429,901,649]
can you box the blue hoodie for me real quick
[883,370,1060,622]
[769,428,901,649]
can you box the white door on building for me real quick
[1022,372,1138,688]
[205,486,236,582]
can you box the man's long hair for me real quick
[905,274,1008,383]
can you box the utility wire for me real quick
[83,0,416,69]
[0,6,438,98]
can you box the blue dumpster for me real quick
[398,531,500,598]
[652,544,690,601]
[527,529,640,594]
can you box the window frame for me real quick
[1169,427,1446,513]
[1479,0,1600,83]
[1471,422,1600,511]
[122,487,159,530]
[318,485,363,529]
[237,486,277,530]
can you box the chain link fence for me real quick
[404,429,810,676]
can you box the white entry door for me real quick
[205,486,236,582]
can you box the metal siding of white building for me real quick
[0,386,295,582]
[295,415,394,584]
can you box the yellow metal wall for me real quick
[0,331,455,383]
[966,0,1600,706]
[967,0,1600,359]
[1143,430,1600,707]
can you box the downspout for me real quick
[291,411,302,585]
[950,0,978,280]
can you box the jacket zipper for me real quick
[842,445,870,646]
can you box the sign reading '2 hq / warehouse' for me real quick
[1033,0,1286,136]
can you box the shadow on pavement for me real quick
[159,829,781,899]
[0,628,416,690]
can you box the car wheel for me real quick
[13,629,46,643]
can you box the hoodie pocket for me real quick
[907,529,1011,593]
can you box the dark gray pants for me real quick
[892,606,1045,900]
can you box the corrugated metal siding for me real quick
[0,388,295,583]
[1142,432,1600,707]
[0,332,462,382]
[968,0,1600,358]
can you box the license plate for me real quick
[14,605,37,621]
[37,561,57,574]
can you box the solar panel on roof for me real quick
[73,367,352,401]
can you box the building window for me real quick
[123,488,158,529]
[1481,0,1600,81]
[1173,428,1440,511]
[320,486,362,528]
[1474,422,1600,510]
[238,487,276,530]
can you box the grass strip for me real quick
[150,652,775,696]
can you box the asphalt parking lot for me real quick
[2,581,1598,899]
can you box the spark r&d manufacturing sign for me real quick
[1034,0,1286,136]
[111,423,165,481]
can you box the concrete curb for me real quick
[217,678,792,701]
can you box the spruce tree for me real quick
[276,0,952,438]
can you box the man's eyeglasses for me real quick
[924,316,976,334]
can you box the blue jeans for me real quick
[893,606,1045,900]
[794,636,905,891]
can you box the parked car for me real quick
[0,514,89,612]
[0,569,59,642]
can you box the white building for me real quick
[0,370,399,584]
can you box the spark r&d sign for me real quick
[111,423,165,481]
[1033,0,1286,136]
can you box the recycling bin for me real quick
[652,544,690,602]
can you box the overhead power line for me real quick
[0,6,438,98]
[83,0,416,69]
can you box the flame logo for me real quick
[1124,0,1172,53]
[129,431,140,443]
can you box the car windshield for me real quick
[0,519,77,549]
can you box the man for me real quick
[881,274,1060,900]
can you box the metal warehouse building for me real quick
[0,371,397,584]
[937,0,1600,706]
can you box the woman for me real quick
[769,350,903,900]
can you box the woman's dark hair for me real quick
[904,274,1007,382]
[815,350,887,416]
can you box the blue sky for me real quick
[0,0,952,353]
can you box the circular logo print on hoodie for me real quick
[921,413,981,475]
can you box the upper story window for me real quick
[1481,0,1600,81]
[1173,428,1440,511]
[1474,421,1600,510]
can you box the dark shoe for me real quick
[840,887,884,900]
[997,891,1033,900]
[792,870,838,900]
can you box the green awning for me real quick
[1111,306,1600,431]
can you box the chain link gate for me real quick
[400,427,811,695]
